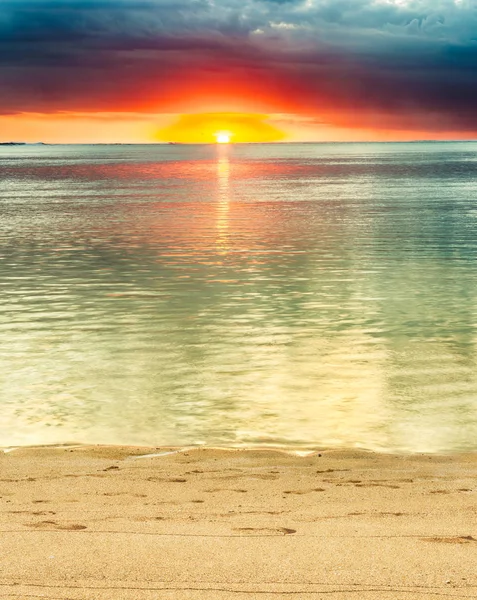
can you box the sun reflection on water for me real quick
[216,145,230,256]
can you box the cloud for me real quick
[1,0,477,132]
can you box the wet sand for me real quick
[1,446,476,599]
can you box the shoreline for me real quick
[3,441,477,457]
[2,446,477,599]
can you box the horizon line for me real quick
[2,139,477,146]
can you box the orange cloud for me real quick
[156,113,286,144]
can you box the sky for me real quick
[1,0,477,142]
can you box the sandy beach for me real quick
[1,446,476,599]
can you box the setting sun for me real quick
[215,131,231,144]
[157,113,286,144]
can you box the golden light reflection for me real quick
[216,145,230,255]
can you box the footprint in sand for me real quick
[103,492,147,497]
[233,527,296,535]
[204,488,248,493]
[423,536,476,544]
[354,483,401,489]
[283,489,325,495]
[316,469,350,474]
[32,511,57,516]
[29,520,87,531]
[8,510,56,516]
[379,512,406,517]
[147,477,187,483]
[213,474,279,481]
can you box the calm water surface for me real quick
[2,142,477,452]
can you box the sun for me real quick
[158,114,286,144]
[215,131,232,144]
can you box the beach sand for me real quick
[1,446,476,599]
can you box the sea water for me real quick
[1,142,477,452]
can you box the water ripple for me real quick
[1,142,477,452]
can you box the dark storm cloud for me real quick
[1,0,477,131]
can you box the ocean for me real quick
[2,142,477,452]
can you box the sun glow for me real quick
[157,113,286,144]
[215,131,231,144]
